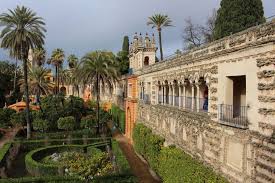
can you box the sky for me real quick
[0,0,274,62]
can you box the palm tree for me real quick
[20,65,54,104]
[0,6,46,139]
[47,48,65,94]
[147,14,173,60]
[67,54,80,96]
[80,51,119,134]
[68,54,78,69]
[33,47,46,67]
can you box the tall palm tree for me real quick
[147,14,173,60]
[0,6,46,139]
[20,65,54,104]
[47,48,65,94]
[68,54,80,96]
[80,51,119,134]
[68,54,78,69]
[33,47,46,67]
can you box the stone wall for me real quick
[138,103,275,183]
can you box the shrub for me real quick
[112,140,131,175]
[110,105,125,133]
[158,146,228,183]
[33,118,49,132]
[31,110,44,120]
[0,143,12,165]
[133,123,228,183]
[80,115,96,129]
[57,116,75,131]
[0,108,16,127]
[64,96,85,126]
[10,111,26,127]
[0,176,83,183]
[40,94,66,130]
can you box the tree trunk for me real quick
[158,29,163,60]
[57,65,60,94]
[96,74,100,135]
[22,55,31,139]
[55,66,58,94]
[13,59,18,92]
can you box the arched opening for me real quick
[60,86,67,95]
[127,107,131,138]
[144,56,149,66]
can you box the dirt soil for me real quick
[109,123,161,183]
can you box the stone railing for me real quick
[134,19,275,76]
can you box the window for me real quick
[144,56,149,66]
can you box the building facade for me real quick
[125,20,275,182]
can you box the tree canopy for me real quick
[213,0,265,40]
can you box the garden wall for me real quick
[137,103,275,183]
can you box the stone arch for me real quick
[144,56,149,66]
[60,86,67,95]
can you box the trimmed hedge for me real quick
[112,140,131,175]
[132,123,228,183]
[0,176,83,183]
[158,146,228,183]
[0,143,12,166]
[111,105,125,133]
[25,142,110,176]
[132,123,164,170]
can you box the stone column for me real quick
[172,84,175,106]
[196,83,200,112]
[191,83,195,111]
[182,83,186,108]
[206,83,211,113]
[164,85,167,104]
[179,85,182,108]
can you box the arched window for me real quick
[144,56,149,66]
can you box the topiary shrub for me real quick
[80,115,96,129]
[57,116,75,131]
[33,119,49,132]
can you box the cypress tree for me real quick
[213,0,265,40]
[122,36,129,54]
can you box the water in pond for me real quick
[7,150,29,178]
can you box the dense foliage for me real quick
[132,123,228,183]
[33,118,49,132]
[80,115,96,129]
[0,61,22,107]
[0,108,16,128]
[112,140,131,175]
[213,0,265,39]
[110,105,125,133]
[57,116,75,131]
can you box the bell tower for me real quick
[129,33,157,71]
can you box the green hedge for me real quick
[112,140,131,175]
[132,123,164,170]
[0,176,83,183]
[158,146,228,183]
[25,143,110,176]
[0,143,12,166]
[111,105,125,133]
[132,123,228,183]
[0,175,137,183]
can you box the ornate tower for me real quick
[129,33,157,71]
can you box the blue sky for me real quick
[0,0,274,62]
